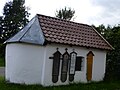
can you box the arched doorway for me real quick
[86,51,94,81]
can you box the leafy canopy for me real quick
[93,24,120,80]
[55,7,75,21]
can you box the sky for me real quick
[0,0,120,26]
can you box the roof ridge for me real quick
[37,14,91,27]
[19,17,36,41]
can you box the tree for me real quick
[0,16,2,39]
[104,26,120,80]
[55,7,75,21]
[0,16,4,43]
[93,24,120,80]
[1,0,30,42]
[92,24,112,39]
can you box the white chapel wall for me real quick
[42,43,107,86]
[6,43,45,84]
[92,50,106,81]
[5,43,107,86]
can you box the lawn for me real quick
[0,76,120,90]
[0,57,120,90]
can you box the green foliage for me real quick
[0,57,5,67]
[0,0,30,43]
[0,44,5,58]
[55,7,75,21]
[92,24,112,39]
[105,26,120,80]
[0,44,5,66]
[93,24,120,81]
[0,16,3,43]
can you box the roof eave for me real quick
[46,40,113,50]
[91,26,114,50]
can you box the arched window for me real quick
[69,50,77,82]
[61,48,69,82]
[52,48,61,83]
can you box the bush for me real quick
[0,44,5,58]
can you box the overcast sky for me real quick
[0,0,120,26]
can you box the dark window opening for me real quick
[75,56,83,71]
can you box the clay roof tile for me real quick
[38,14,113,50]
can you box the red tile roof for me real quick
[37,14,113,50]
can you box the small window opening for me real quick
[75,56,84,71]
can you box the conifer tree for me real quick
[1,0,30,42]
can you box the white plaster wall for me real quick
[92,50,106,81]
[6,43,45,84]
[5,43,107,86]
[42,43,107,86]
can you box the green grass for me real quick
[0,57,5,66]
[0,76,120,90]
[0,58,120,90]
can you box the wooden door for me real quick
[87,51,94,81]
